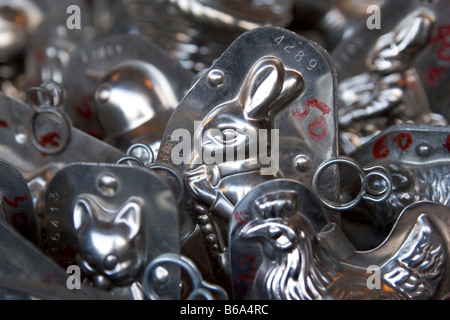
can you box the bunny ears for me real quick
[239,56,304,121]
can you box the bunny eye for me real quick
[221,128,238,144]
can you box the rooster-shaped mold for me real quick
[229,179,450,300]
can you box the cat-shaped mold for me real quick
[43,162,180,298]
[73,195,143,289]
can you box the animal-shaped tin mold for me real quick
[332,0,450,82]
[0,217,128,300]
[230,179,450,300]
[332,1,450,154]
[342,123,450,250]
[43,162,180,299]
[336,7,443,154]
[155,26,340,291]
[64,34,193,150]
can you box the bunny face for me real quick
[193,56,304,166]
[195,104,264,164]
[73,196,143,289]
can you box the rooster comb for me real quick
[253,190,298,220]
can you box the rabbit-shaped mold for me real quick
[337,8,438,153]
[184,56,303,270]
[366,9,435,76]
[186,56,303,221]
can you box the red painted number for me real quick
[308,116,328,142]
[444,134,450,152]
[430,25,450,61]
[235,211,248,227]
[3,193,27,208]
[423,66,448,87]
[3,194,29,230]
[393,132,412,150]
[11,212,28,230]
[292,98,330,142]
[233,254,256,284]
[373,132,413,159]
[373,135,390,159]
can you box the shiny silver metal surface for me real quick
[313,156,392,211]
[155,26,339,293]
[43,162,180,298]
[230,179,450,300]
[143,253,228,300]
[332,0,450,129]
[0,159,41,248]
[94,59,179,150]
[122,0,296,72]
[316,0,387,49]
[337,7,442,154]
[0,6,27,66]
[0,92,125,243]
[64,34,193,150]
[0,1,448,301]
[0,92,124,180]
[24,5,95,88]
[26,81,72,155]
[0,217,130,299]
[0,0,46,81]
[342,123,450,250]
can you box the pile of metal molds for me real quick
[0,0,449,300]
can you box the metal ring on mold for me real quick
[142,253,228,300]
[362,166,393,203]
[114,153,184,205]
[26,86,54,109]
[148,164,185,205]
[40,80,64,107]
[115,155,146,167]
[126,143,155,166]
[312,157,392,211]
[27,107,72,155]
